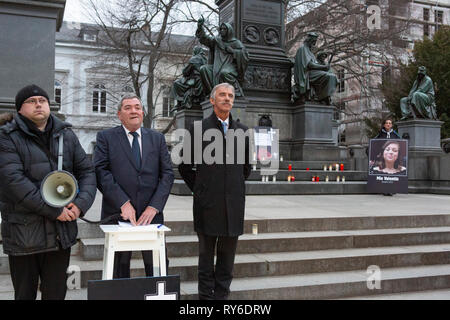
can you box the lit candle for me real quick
[342,176,346,183]
[288,164,292,171]
[312,176,315,182]
[316,176,320,182]
[335,163,339,171]
[253,152,256,161]
[323,165,327,171]
[288,175,291,182]
[325,175,329,182]
[340,163,344,171]
[252,224,258,235]
[336,175,340,182]
[272,175,276,182]
[280,155,283,162]
[329,165,332,171]
[291,176,295,182]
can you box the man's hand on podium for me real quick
[120,201,137,226]
[137,207,158,226]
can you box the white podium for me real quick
[100,224,171,280]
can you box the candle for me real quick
[306,168,310,171]
[291,176,295,182]
[329,165,332,171]
[262,176,265,182]
[316,176,320,182]
[288,164,292,171]
[288,175,291,182]
[253,165,256,171]
[340,163,344,171]
[252,224,258,235]
[280,155,283,162]
[272,175,276,182]
[253,152,256,161]
[335,163,339,171]
[324,165,327,171]
[337,175,340,182]
[312,176,315,182]
[325,175,329,182]
[342,176,346,183]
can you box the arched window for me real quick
[93,84,107,113]
[54,80,62,107]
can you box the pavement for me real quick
[1,192,450,300]
[84,191,450,222]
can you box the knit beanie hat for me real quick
[15,84,50,111]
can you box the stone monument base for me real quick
[291,102,339,160]
[175,108,203,130]
[397,119,443,154]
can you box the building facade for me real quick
[287,0,449,146]
[54,22,196,153]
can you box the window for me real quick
[92,84,107,113]
[162,85,174,117]
[337,69,345,93]
[83,33,97,42]
[435,10,443,31]
[423,8,430,37]
[382,64,391,86]
[54,80,62,107]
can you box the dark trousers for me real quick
[197,233,239,300]
[113,249,169,279]
[8,248,71,300]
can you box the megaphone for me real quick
[41,170,78,207]
[40,133,79,208]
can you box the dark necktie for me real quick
[130,131,141,169]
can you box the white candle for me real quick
[323,165,327,171]
[336,176,340,182]
[272,175,276,182]
[280,155,283,162]
[325,175,329,182]
[342,176,346,183]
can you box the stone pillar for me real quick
[175,108,203,130]
[291,102,339,160]
[397,119,444,154]
[0,0,66,112]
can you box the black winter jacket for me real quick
[0,114,96,256]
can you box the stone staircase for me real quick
[2,213,449,299]
[171,160,370,195]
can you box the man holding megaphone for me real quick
[0,84,96,300]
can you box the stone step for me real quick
[172,168,361,181]
[173,160,352,171]
[171,179,368,195]
[180,264,450,299]
[67,243,450,287]
[340,288,450,300]
[74,214,450,239]
[78,226,450,260]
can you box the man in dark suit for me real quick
[93,94,174,278]
[179,83,251,300]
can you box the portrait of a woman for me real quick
[370,140,407,175]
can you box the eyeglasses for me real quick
[23,98,48,105]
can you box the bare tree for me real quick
[285,0,414,142]
[83,0,215,130]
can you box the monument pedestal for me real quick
[0,0,66,112]
[397,119,443,154]
[291,102,339,160]
[175,108,203,129]
[397,119,444,182]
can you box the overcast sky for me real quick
[62,0,216,35]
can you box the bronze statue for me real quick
[293,32,337,105]
[195,16,249,97]
[400,66,437,120]
[171,46,207,110]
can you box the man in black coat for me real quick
[0,84,97,300]
[179,82,251,300]
[93,94,174,279]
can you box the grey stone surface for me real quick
[0,0,66,111]
[397,119,444,153]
